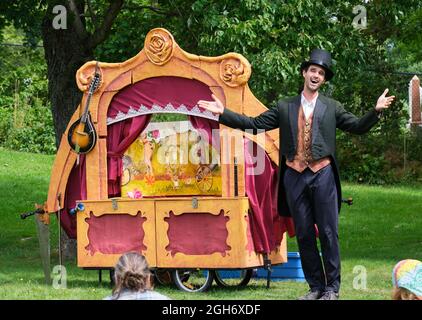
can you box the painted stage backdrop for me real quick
[122,121,222,197]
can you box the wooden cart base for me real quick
[76,197,287,269]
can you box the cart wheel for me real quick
[213,269,253,287]
[153,269,173,286]
[172,269,214,293]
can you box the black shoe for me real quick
[297,290,323,300]
[318,291,339,300]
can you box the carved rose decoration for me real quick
[145,30,174,65]
[220,58,251,87]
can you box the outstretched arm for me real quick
[198,94,225,115]
[375,88,395,112]
[336,88,395,134]
[197,94,279,134]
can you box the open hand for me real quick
[375,89,395,112]
[197,94,225,115]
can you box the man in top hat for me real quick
[198,49,395,300]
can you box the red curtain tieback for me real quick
[107,152,122,158]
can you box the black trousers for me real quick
[283,164,340,292]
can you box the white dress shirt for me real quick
[301,93,318,120]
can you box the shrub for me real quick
[0,102,56,155]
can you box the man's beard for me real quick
[306,81,320,92]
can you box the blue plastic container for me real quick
[255,252,305,282]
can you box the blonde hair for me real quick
[112,252,153,299]
[392,287,418,300]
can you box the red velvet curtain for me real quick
[107,76,216,123]
[188,115,220,150]
[63,155,86,238]
[107,115,152,197]
[244,139,295,253]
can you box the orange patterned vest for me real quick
[286,105,331,173]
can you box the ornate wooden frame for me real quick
[46,27,280,213]
[46,28,286,269]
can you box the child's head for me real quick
[113,252,152,296]
[392,259,422,300]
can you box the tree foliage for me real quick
[0,0,421,182]
[0,25,55,154]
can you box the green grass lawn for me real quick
[0,148,421,300]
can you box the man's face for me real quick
[302,65,326,92]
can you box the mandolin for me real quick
[68,62,101,154]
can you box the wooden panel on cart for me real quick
[76,197,287,269]
[76,199,156,268]
[155,197,285,269]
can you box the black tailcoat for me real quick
[219,94,380,217]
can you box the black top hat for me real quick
[300,49,334,81]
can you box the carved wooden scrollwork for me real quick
[76,61,103,92]
[220,57,251,87]
[144,28,175,66]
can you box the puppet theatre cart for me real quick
[45,28,294,292]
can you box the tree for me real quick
[1,0,420,145]
[42,1,125,145]
[1,0,421,182]
[0,1,132,146]
[0,25,55,154]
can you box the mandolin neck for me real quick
[80,91,93,124]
